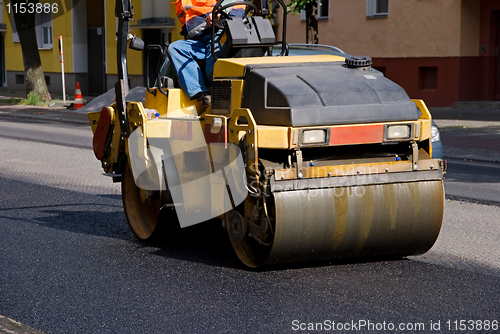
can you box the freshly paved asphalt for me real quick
[1,169,499,333]
[0,100,500,333]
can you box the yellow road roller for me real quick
[89,0,445,267]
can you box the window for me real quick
[300,0,329,21]
[12,14,19,43]
[12,12,53,49]
[419,67,438,90]
[367,0,389,18]
[318,0,329,19]
[38,13,53,49]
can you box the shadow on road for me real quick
[2,176,500,276]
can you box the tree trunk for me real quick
[305,1,319,44]
[12,0,52,102]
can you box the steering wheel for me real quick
[210,0,259,60]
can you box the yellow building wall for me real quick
[4,0,146,76]
[42,4,73,73]
[3,8,23,71]
[107,0,144,75]
[281,0,476,58]
[4,1,74,72]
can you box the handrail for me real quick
[145,44,169,97]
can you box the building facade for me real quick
[278,0,500,107]
[5,0,500,106]
[0,0,6,87]
[3,0,181,97]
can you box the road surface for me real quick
[0,118,499,333]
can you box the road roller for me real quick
[88,0,445,267]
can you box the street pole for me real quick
[59,36,66,103]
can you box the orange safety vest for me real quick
[174,0,217,27]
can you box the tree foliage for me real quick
[287,0,318,44]
[11,0,52,102]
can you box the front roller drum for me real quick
[227,180,444,267]
[122,163,161,240]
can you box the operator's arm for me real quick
[205,12,219,28]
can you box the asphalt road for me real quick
[444,158,500,205]
[0,118,92,149]
[1,119,500,333]
[431,108,500,122]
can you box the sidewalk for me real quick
[0,103,89,124]
[0,87,147,125]
[430,107,500,163]
[0,88,91,124]
[0,88,499,163]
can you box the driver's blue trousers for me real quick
[168,30,224,99]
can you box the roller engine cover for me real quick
[241,61,421,127]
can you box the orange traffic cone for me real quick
[73,82,84,109]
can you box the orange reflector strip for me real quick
[330,124,384,145]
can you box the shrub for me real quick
[21,92,44,106]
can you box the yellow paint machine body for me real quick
[89,0,444,267]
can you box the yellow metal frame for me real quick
[274,159,441,181]
[253,119,432,150]
[413,99,433,157]
[228,108,258,171]
[144,89,204,116]
[213,55,345,78]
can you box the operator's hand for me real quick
[206,13,221,28]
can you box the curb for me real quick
[0,315,45,334]
[0,107,89,125]
[452,101,500,109]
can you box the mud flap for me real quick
[93,106,112,160]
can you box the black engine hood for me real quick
[240,61,420,127]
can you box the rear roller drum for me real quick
[224,200,274,268]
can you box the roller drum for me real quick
[264,180,444,265]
